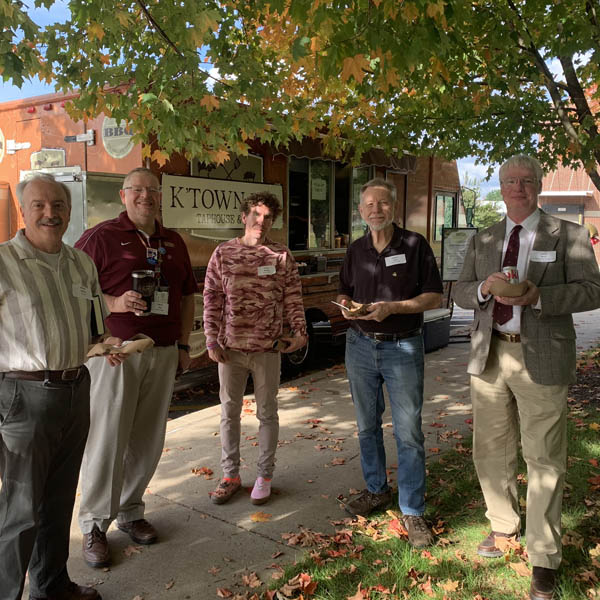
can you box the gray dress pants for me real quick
[0,369,91,600]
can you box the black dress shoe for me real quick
[30,581,102,600]
[530,566,557,600]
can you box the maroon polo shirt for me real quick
[75,211,197,345]
[339,223,443,334]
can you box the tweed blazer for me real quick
[453,211,600,385]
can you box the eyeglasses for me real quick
[123,186,161,194]
[501,177,537,187]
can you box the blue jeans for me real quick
[345,327,426,516]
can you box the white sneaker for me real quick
[251,477,272,505]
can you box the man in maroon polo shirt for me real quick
[75,168,197,568]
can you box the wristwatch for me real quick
[177,343,191,352]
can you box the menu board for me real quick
[441,227,478,281]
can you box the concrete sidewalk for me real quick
[26,311,600,599]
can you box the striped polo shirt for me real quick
[0,230,108,371]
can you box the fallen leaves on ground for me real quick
[123,545,143,557]
[241,572,262,588]
[191,466,214,479]
[508,561,532,577]
[250,511,272,522]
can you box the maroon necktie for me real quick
[493,225,522,325]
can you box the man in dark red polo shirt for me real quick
[75,168,197,568]
[336,178,442,548]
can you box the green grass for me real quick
[268,387,600,599]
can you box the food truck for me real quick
[0,91,463,374]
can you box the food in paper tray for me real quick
[489,280,529,297]
[346,301,372,316]
[87,335,155,358]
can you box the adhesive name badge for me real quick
[385,254,407,267]
[151,289,169,315]
[72,283,93,300]
[258,265,276,276]
[530,250,556,263]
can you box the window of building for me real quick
[434,193,457,240]
[350,167,371,242]
[288,160,372,251]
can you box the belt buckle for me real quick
[61,367,80,381]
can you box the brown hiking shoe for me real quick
[117,518,158,545]
[344,488,393,517]
[477,531,520,558]
[402,515,434,548]
[82,525,110,568]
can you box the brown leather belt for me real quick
[357,327,422,342]
[492,329,521,343]
[2,367,85,382]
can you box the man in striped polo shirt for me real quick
[0,174,114,600]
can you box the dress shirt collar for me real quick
[506,208,540,236]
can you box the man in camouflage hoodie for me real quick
[203,191,307,505]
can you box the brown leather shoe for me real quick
[117,518,158,544]
[82,525,110,568]
[477,531,520,558]
[530,566,557,600]
[30,581,102,600]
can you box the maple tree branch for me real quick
[504,0,585,152]
[136,0,183,57]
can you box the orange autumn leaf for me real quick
[508,561,532,577]
[438,579,460,592]
[341,54,371,83]
[200,94,220,111]
[250,511,272,522]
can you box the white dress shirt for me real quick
[478,209,541,333]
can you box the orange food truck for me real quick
[0,92,464,376]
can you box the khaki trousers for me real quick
[218,350,281,479]
[79,346,178,533]
[471,337,567,569]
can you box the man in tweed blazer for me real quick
[453,155,600,600]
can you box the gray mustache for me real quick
[38,218,63,226]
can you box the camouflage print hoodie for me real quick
[203,237,307,352]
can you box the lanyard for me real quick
[135,230,165,278]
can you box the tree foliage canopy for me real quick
[2,0,600,188]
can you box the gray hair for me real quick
[360,177,396,204]
[123,167,160,189]
[16,174,71,208]
[499,155,544,186]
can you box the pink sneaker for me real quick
[251,477,272,505]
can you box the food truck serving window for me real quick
[288,159,371,251]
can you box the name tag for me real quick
[258,265,276,276]
[385,254,406,267]
[72,283,93,300]
[151,289,169,315]
[530,250,556,263]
